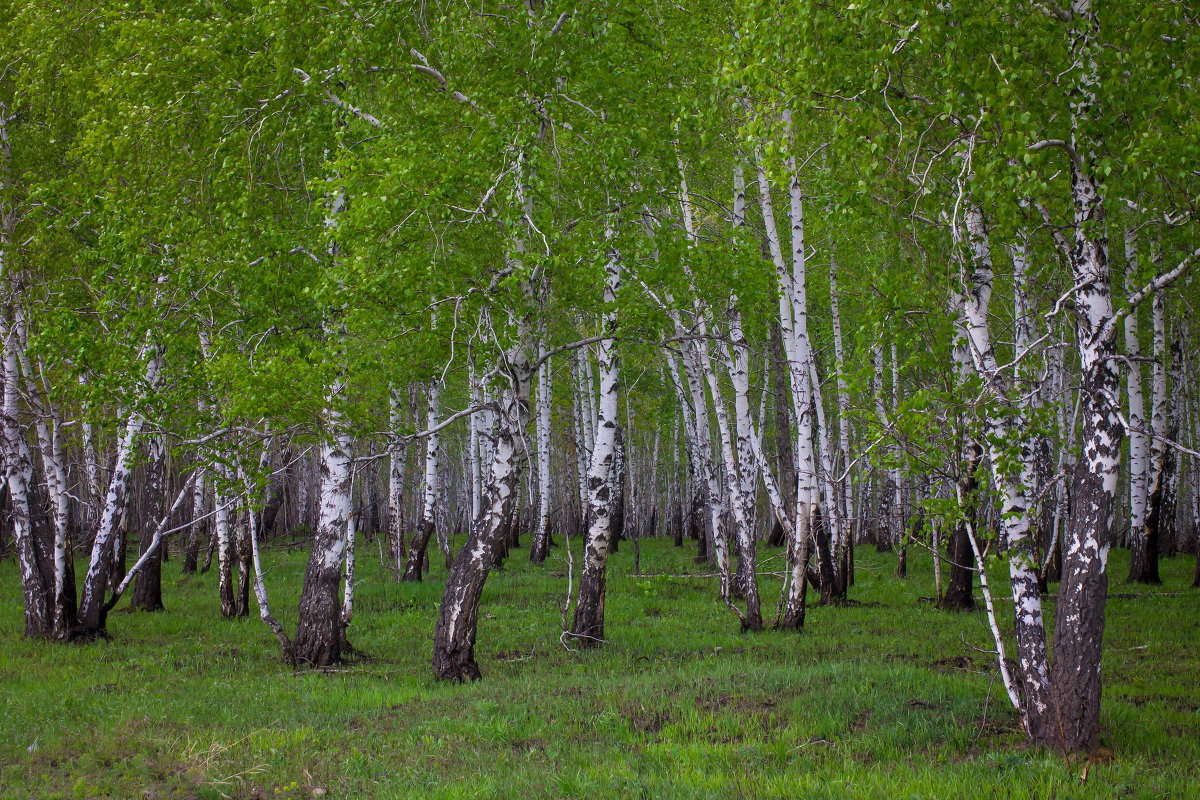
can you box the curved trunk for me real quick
[433,349,530,681]
[76,344,159,636]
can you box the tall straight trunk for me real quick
[677,155,749,617]
[1159,336,1182,557]
[670,408,684,547]
[768,320,795,548]
[78,374,102,537]
[1124,231,1152,581]
[234,509,252,617]
[725,307,763,628]
[890,339,906,575]
[1133,281,1166,583]
[130,436,168,612]
[341,508,357,651]
[293,414,353,667]
[402,382,442,581]
[389,388,409,577]
[76,342,160,636]
[531,345,553,564]
[571,358,589,536]
[213,465,238,617]
[829,252,853,593]
[468,367,484,529]
[571,221,622,643]
[873,342,893,552]
[808,356,841,599]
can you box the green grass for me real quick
[1,535,1197,799]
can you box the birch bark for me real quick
[531,344,553,564]
[571,219,623,643]
[1123,230,1151,582]
[76,341,160,635]
[403,381,442,581]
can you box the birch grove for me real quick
[0,0,1196,762]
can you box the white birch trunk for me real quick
[1123,230,1149,558]
[571,217,623,642]
[77,341,160,633]
[389,388,409,576]
[959,204,1054,738]
[532,344,553,562]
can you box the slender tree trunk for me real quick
[531,345,553,564]
[389,389,409,578]
[571,222,622,644]
[768,320,795,548]
[341,508,357,653]
[402,382,442,581]
[1124,231,1152,581]
[1133,282,1166,583]
[182,464,207,574]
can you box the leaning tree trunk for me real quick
[292,420,353,668]
[433,342,532,680]
[769,117,819,631]
[76,342,159,637]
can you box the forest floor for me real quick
[1,536,1198,799]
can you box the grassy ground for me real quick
[1,534,1197,799]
